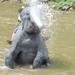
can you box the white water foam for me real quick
[0,66,11,70]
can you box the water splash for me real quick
[37,2,54,35]
[41,2,55,52]
[42,3,54,27]
[0,66,11,70]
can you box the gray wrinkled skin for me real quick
[5,7,50,69]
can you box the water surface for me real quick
[0,2,75,75]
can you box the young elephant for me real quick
[5,6,50,69]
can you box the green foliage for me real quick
[55,0,74,8]
[48,0,74,9]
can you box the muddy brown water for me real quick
[0,2,75,75]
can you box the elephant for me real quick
[5,5,50,69]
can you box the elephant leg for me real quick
[33,34,50,69]
[45,57,51,67]
[33,56,51,69]
[33,53,42,69]
[5,51,14,69]
[5,46,21,69]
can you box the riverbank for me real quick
[48,1,75,11]
[0,0,75,11]
[0,0,27,6]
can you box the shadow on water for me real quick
[0,1,75,75]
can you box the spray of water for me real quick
[37,2,54,36]
[42,3,54,27]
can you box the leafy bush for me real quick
[55,0,74,8]
[48,0,75,9]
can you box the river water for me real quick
[0,2,75,75]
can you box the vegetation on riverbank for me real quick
[48,0,75,10]
[1,0,22,3]
[1,0,75,10]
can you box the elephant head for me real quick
[20,2,45,34]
